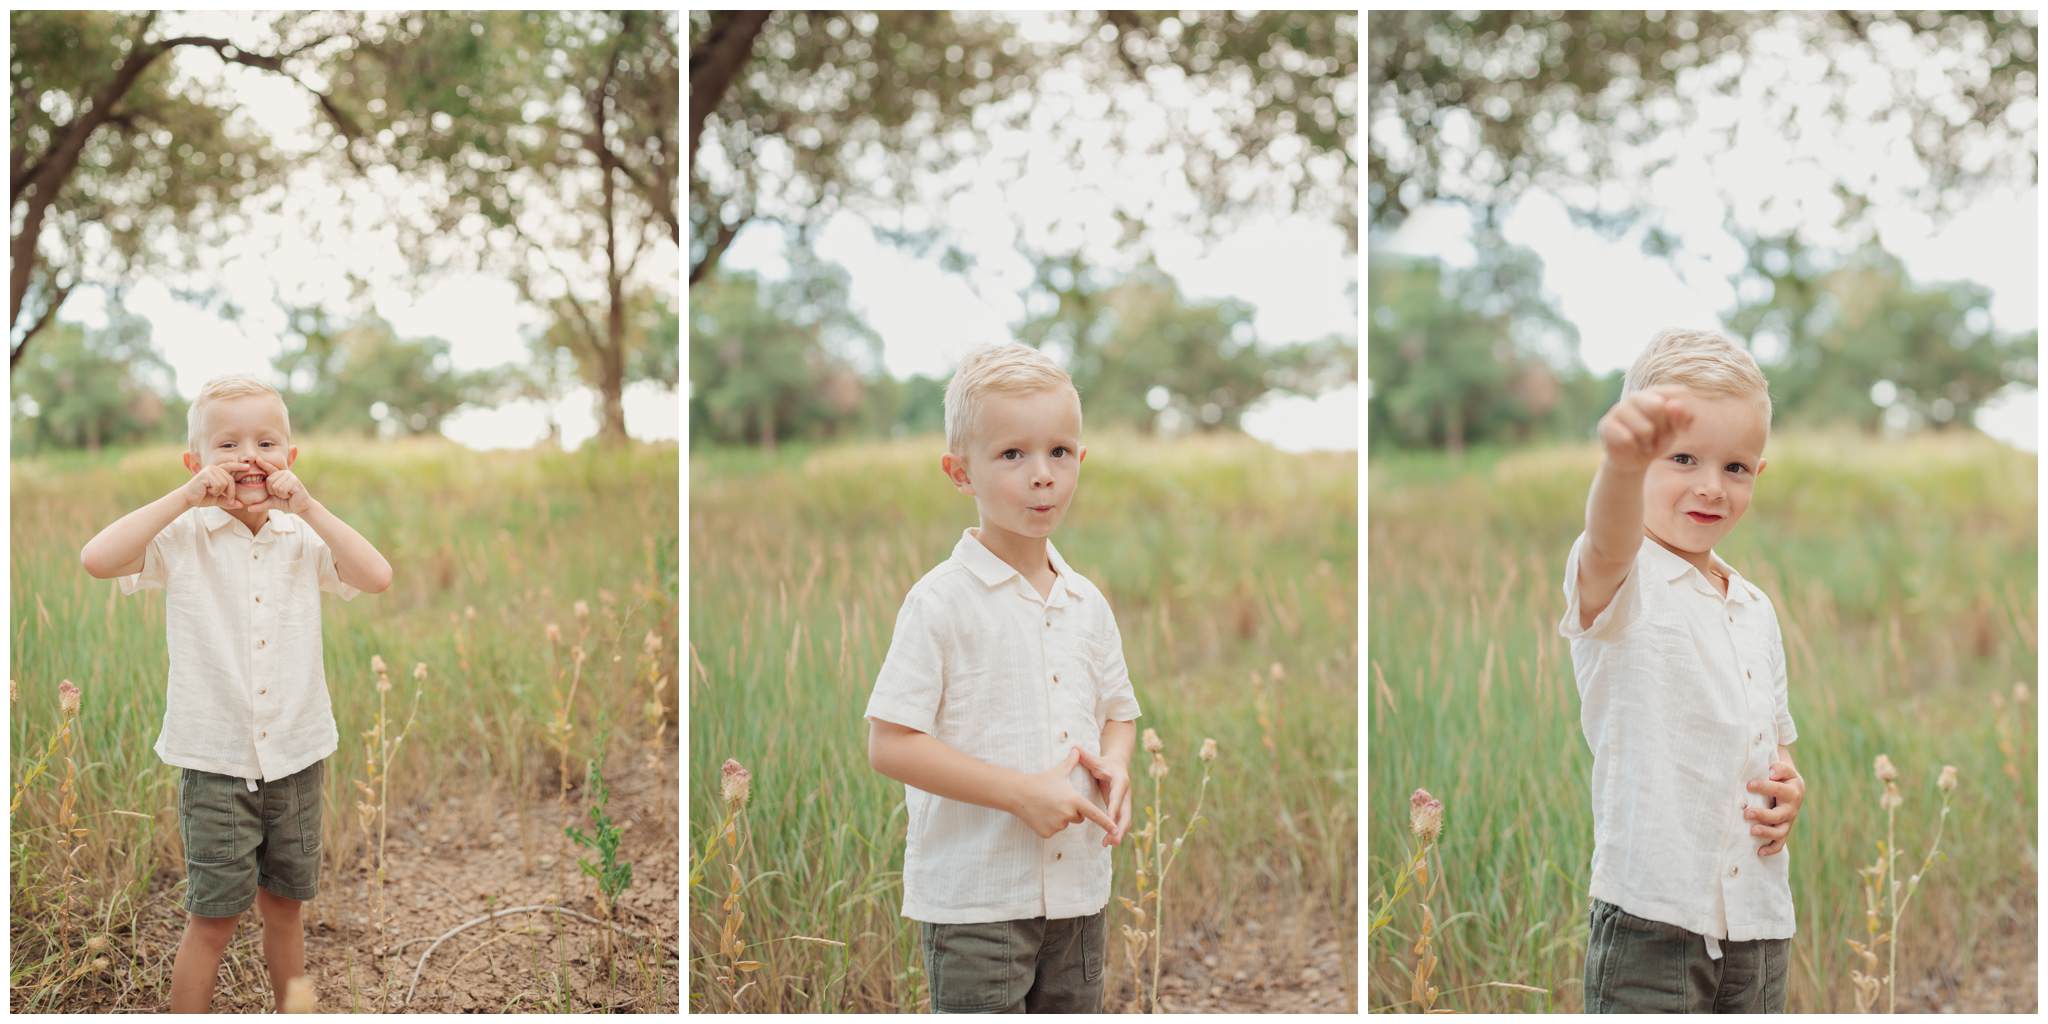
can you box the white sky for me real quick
[1371,15,2037,452]
[39,12,678,452]
[713,13,1360,454]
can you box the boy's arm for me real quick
[867,718,1115,838]
[1748,743,1803,856]
[81,489,191,579]
[1579,387,1693,628]
[299,498,393,593]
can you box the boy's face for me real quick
[182,394,297,505]
[1641,390,1768,556]
[941,387,1087,544]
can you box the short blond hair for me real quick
[187,374,290,452]
[943,344,1080,455]
[1623,328,1772,424]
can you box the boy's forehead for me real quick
[976,388,1081,436]
[203,395,289,436]
[1675,392,1768,455]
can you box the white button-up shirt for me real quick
[1559,531,1797,943]
[865,528,1143,924]
[118,506,360,785]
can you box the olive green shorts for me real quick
[920,911,1105,1013]
[1583,898,1789,1012]
[177,760,325,917]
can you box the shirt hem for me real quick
[903,895,1109,925]
[1589,882,1794,942]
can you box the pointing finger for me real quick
[1076,797,1116,836]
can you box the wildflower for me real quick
[1873,754,1898,782]
[1199,738,1218,763]
[58,680,80,717]
[572,645,586,666]
[1938,765,1958,792]
[546,622,562,645]
[598,588,616,605]
[1269,661,1286,681]
[91,956,109,973]
[1410,788,1444,844]
[413,662,428,683]
[643,630,662,657]
[85,934,109,953]
[370,655,387,676]
[721,759,751,809]
[1880,783,1903,811]
[2016,682,2031,704]
[1142,728,1163,754]
[574,600,590,621]
[463,605,477,621]
[1147,755,1169,780]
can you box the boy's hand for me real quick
[1746,760,1804,856]
[1011,747,1118,840]
[1597,385,1694,473]
[240,454,313,515]
[1076,748,1132,846]
[181,460,255,511]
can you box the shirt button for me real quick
[259,730,267,739]
[1055,852,1063,860]
[1045,619,1052,629]
[257,640,267,649]
[259,689,268,695]
[1059,730,1068,741]
[1729,866,1739,878]
[254,596,262,604]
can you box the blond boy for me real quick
[1559,329,1808,1012]
[80,374,392,1012]
[864,343,1141,1013]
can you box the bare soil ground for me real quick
[1107,904,1356,1013]
[71,745,678,1013]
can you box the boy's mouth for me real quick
[1028,504,1054,514]
[236,474,267,488]
[1686,511,1723,523]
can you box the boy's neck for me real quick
[970,523,1053,581]
[1647,529,1727,583]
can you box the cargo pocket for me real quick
[296,761,325,859]
[924,920,1017,1013]
[179,769,237,866]
[1081,911,1104,983]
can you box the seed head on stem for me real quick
[721,759,751,809]
[58,680,80,717]
[1873,753,1898,782]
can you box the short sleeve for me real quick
[1769,613,1798,746]
[864,587,947,734]
[307,528,361,601]
[1095,604,1141,722]
[117,515,186,595]
[1558,532,1642,643]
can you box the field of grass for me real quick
[10,436,680,1012]
[1368,429,2037,1012]
[688,432,1358,1012]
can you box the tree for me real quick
[1016,258,1353,435]
[1721,237,2037,432]
[9,10,365,365]
[329,11,677,446]
[688,11,1357,286]
[1368,11,2037,243]
[11,312,180,453]
[272,308,487,438]
[688,264,880,449]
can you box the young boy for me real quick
[79,374,393,1012]
[1559,329,1808,1012]
[865,343,1142,1013]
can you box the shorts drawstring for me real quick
[245,778,259,792]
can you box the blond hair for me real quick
[187,374,290,452]
[942,344,1080,455]
[1623,328,1772,424]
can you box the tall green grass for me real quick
[1368,429,2037,1011]
[688,432,1358,1011]
[9,436,680,1011]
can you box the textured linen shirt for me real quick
[865,528,1143,924]
[118,506,360,786]
[1558,531,1798,947]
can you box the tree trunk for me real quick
[687,12,769,174]
[596,65,629,448]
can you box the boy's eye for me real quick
[1001,449,1022,461]
[1726,463,1748,474]
[1672,453,1694,465]
[1051,446,1069,457]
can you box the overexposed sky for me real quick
[39,12,678,451]
[1371,15,2037,451]
[714,13,1360,453]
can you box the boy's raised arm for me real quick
[81,486,199,579]
[1578,387,1692,628]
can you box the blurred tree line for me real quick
[10,10,677,449]
[1366,10,2037,452]
[686,10,1357,449]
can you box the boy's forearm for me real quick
[1584,460,1648,566]
[869,724,1026,815]
[81,488,190,577]
[1100,718,1136,768]
[299,498,393,593]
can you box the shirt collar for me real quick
[198,506,297,536]
[1639,535,1757,603]
[953,528,1081,605]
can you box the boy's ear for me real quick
[1755,457,1767,480]
[287,445,298,469]
[1077,444,1087,465]
[181,450,201,474]
[939,451,974,495]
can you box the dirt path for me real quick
[110,744,679,1013]
[1108,906,1356,1013]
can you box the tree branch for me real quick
[688,213,747,287]
[11,273,75,368]
[688,11,769,174]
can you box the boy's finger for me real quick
[1077,798,1115,836]
[1769,761,1796,780]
